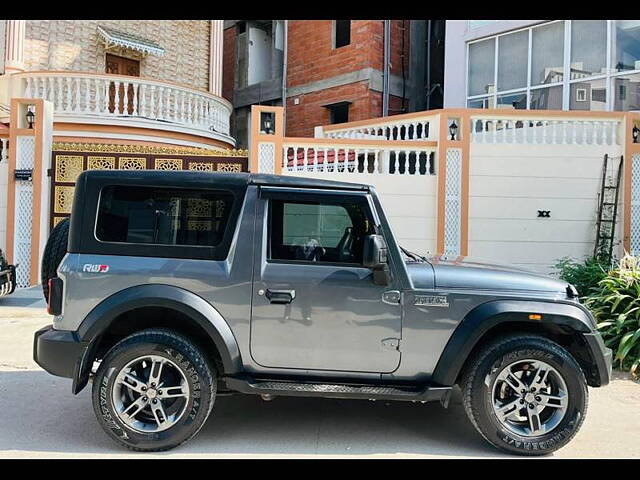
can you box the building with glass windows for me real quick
[444,20,640,112]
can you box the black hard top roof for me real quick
[78,170,370,191]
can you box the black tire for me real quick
[41,218,70,300]
[460,334,588,456]
[92,328,216,452]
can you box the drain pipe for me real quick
[382,20,391,117]
[281,20,288,134]
[426,20,432,110]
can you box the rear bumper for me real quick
[33,325,86,379]
[584,332,613,387]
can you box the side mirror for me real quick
[363,234,391,286]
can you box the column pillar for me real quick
[209,20,224,96]
[4,20,26,74]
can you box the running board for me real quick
[224,376,452,404]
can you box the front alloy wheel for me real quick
[461,334,588,456]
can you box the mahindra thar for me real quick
[33,170,612,455]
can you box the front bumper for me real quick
[584,331,613,387]
[0,265,16,297]
[33,325,86,379]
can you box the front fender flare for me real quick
[73,284,242,393]
[430,299,594,387]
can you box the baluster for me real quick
[522,120,528,144]
[187,94,193,124]
[179,91,185,123]
[101,79,109,113]
[172,89,178,122]
[612,122,618,145]
[113,80,121,115]
[148,86,155,118]
[157,87,164,120]
[572,121,578,144]
[164,88,171,121]
[561,121,567,144]
[542,120,548,144]
[83,78,90,113]
[599,121,606,145]
[138,84,146,117]
[92,78,100,113]
[551,120,557,144]
[24,76,32,97]
[122,80,130,115]
[131,81,138,116]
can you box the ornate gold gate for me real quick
[50,142,248,229]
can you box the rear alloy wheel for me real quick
[92,329,216,451]
[461,335,588,456]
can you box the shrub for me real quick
[554,256,609,298]
[583,255,640,377]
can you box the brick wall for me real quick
[24,20,211,91]
[283,20,410,136]
[285,80,405,137]
[222,26,237,102]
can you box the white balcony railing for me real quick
[469,114,622,146]
[15,71,232,140]
[320,114,440,142]
[283,140,437,176]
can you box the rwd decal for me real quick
[83,264,110,273]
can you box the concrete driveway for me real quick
[1,294,639,458]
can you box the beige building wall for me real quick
[468,144,624,274]
[23,20,211,90]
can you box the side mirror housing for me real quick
[363,234,391,286]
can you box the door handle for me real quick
[265,289,296,304]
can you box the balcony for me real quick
[13,71,234,146]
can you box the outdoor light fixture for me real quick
[449,121,458,141]
[633,125,639,143]
[261,113,274,135]
[26,106,35,129]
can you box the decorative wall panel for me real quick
[444,148,462,256]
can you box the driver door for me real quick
[250,187,402,373]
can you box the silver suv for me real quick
[34,170,612,455]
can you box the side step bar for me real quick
[224,376,452,405]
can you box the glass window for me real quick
[496,91,527,110]
[530,85,563,110]
[468,38,495,96]
[571,20,607,78]
[531,22,565,85]
[269,198,374,264]
[467,97,492,109]
[96,186,234,246]
[498,30,528,91]
[570,78,607,111]
[612,73,640,111]
[614,21,640,72]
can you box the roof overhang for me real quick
[97,25,165,56]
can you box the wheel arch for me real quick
[73,284,242,394]
[430,299,599,387]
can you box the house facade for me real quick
[0,20,248,288]
[444,20,640,113]
[222,20,446,148]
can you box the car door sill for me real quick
[224,375,452,405]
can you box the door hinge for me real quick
[382,290,401,305]
[381,337,400,351]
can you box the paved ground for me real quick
[1,289,639,458]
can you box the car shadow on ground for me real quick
[0,370,503,457]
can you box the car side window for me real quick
[268,197,374,265]
[96,185,234,247]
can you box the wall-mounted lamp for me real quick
[26,106,35,129]
[261,112,274,135]
[449,121,458,141]
[633,125,639,144]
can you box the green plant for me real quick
[584,255,640,377]
[554,256,609,298]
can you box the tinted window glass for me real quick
[269,198,374,264]
[96,186,234,247]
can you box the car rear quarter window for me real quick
[96,186,234,248]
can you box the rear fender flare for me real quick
[73,284,242,393]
